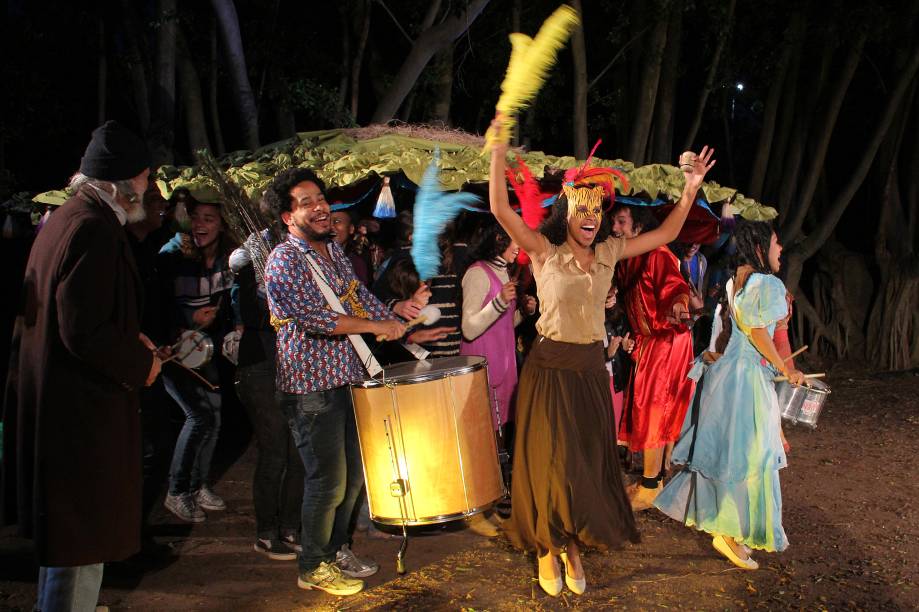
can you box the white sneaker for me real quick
[164,493,206,523]
[194,486,226,511]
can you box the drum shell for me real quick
[776,379,830,428]
[351,358,504,525]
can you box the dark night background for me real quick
[3,0,919,367]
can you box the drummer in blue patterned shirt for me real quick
[263,168,406,596]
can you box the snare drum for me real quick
[350,356,504,525]
[174,330,214,369]
[777,378,830,428]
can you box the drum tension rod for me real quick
[384,417,411,574]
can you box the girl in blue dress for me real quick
[654,219,806,570]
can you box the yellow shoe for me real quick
[559,552,586,595]
[628,483,660,512]
[712,535,758,570]
[537,554,563,597]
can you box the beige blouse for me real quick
[533,235,627,344]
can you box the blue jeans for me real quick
[164,364,222,496]
[236,360,304,539]
[36,564,103,612]
[279,387,364,573]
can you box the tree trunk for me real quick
[152,0,177,165]
[865,80,918,368]
[748,12,804,200]
[177,30,212,155]
[571,0,588,160]
[208,18,226,156]
[784,38,919,313]
[763,33,804,202]
[255,0,281,110]
[681,0,735,151]
[390,0,444,124]
[210,0,260,150]
[274,97,297,138]
[350,0,372,119]
[370,0,491,124]
[338,2,351,110]
[97,20,107,124]
[776,40,835,222]
[651,4,681,164]
[720,86,735,186]
[428,46,454,126]
[627,11,668,164]
[119,0,152,134]
[782,31,867,244]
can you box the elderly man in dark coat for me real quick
[2,120,162,611]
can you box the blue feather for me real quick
[411,149,481,280]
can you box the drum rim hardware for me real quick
[355,356,486,388]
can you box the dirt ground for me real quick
[2,360,918,611]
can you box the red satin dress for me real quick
[616,246,694,451]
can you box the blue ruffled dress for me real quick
[653,273,790,552]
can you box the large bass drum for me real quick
[351,356,505,526]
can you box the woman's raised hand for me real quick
[488,116,510,155]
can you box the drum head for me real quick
[806,378,830,393]
[176,330,214,369]
[356,356,486,387]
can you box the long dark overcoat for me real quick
[2,188,153,566]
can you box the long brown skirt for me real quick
[504,336,640,555]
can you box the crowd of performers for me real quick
[2,117,807,609]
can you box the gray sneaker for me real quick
[164,493,206,523]
[194,486,226,511]
[281,533,303,553]
[335,544,379,578]
[297,561,364,595]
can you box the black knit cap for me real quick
[79,120,151,182]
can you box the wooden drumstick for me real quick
[375,314,427,342]
[376,305,442,341]
[773,372,825,383]
[784,345,808,362]
[165,359,220,390]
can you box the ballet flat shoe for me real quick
[559,552,586,595]
[712,535,759,570]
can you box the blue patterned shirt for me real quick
[265,234,392,394]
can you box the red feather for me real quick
[506,155,549,265]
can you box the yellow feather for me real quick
[485,5,580,150]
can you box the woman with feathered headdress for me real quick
[487,116,715,596]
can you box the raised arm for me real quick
[621,146,716,260]
[489,120,547,259]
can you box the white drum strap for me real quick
[303,252,383,377]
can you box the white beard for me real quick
[125,201,147,224]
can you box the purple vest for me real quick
[460,261,518,427]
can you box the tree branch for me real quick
[782,30,866,244]
[799,41,919,261]
[370,0,490,124]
